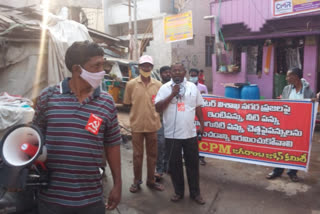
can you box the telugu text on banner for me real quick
[197,96,317,171]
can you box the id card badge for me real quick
[85,114,103,135]
[152,95,156,104]
[177,102,185,112]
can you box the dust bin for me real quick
[240,84,260,99]
[225,86,241,99]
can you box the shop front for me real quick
[210,0,320,99]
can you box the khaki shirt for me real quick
[123,76,162,132]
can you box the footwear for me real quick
[154,173,162,182]
[266,172,281,180]
[191,195,205,205]
[146,182,164,191]
[288,174,299,182]
[129,183,141,193]
[199,157,206,166]
[171,194,183,202]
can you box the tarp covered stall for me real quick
[0,4,127,101]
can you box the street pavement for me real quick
[103,112,320,214]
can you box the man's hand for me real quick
[104,144,121,210]
[171,84,180,97]
[105,184,121,210]
[198,125,204,135]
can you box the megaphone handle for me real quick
[34,161,47,170]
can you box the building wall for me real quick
[210,0,272,33]
[212,52,247,96]
[0,0,41,8]
[50,0,102,9]
[171,0,213,91]
[303,43,318,91]
[104,0,175,71]
[104,0,161,26]
[209,0,275,98]
[144,17,172,71]
[247,46,275,99]
[82,8,105,32]
[161,0,174,14]
[210,0,320,97]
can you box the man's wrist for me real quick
[113,179,122,186]
[169,93,176,99]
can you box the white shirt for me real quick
[289,87,303,99]
[155,78,203,139]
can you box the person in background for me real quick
[123,55,164,193]
[266,67,315,182]
[198,69,205,84]
[189,68,208,94]
[154,66,171,182]
[33,41,122,214]
[189,68,208,165]
[155,63,205,205]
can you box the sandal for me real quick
[154,173,162,182]
[146,182,164,191]
[266,172,281,180]
[171,194,183,202]
[191,195,206,205]
[129,183,141,193]
[288,174,299,182]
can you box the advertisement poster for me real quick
[198,96,317,171]
[273,0,320,17]
[164,11,193,43]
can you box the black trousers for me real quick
[273,168,297,176]
[165,137,200,198]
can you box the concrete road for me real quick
[104,113,320,214]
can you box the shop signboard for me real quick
[272,0,320,17]
[197,96,317,171]
[164,10,193,43]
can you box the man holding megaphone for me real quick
[32,41,122,214]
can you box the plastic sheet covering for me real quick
[0,92,34,131]
[109,62,123,81]
[46,13,93,86]
[0,13,92,100]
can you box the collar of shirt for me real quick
[290,84,303,94]
[60,77,100,97]
[169,77,187,86]
[137,75,158,85]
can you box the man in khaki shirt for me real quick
[123,55,164,193]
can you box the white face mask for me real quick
[79,66,105,89]
[189,76,198,84]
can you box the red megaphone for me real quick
[20,143,38,158]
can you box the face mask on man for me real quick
[79,66,105,89]
[140,69,151,78]
[189,76,198,84]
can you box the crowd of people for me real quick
[30,41,316,213]
[31,41,209,213]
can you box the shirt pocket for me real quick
[185,91,197,108]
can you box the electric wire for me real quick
[166,97,179,173]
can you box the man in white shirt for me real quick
[155,63,205,205]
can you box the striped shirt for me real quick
[32,78,122,207]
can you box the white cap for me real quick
[139,55,153,65]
